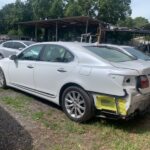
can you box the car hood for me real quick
[111,59,150,74]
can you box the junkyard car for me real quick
[0,42,150,122]
[0,40,35,59]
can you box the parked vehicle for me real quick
[0,40,35,59]
[100,44,150,61]
[0,42,150,122]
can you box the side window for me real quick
[18,45,43,61]
[41,45,74,63]
[3,42,13,48]
[13,42,25,50]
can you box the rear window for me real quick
[85,46,135,62]
[124,47,150,61]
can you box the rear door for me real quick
[34,44,76,98]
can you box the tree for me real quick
[118,17,134,28]
[49,0,64,18]
[65,0,82,16]
[133,17,149,28]
[96,0,131,24]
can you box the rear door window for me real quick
[41,45,74,63]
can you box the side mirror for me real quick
[10,55,17,60]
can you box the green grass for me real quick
[1,96,30,110]
[1,89,150,149]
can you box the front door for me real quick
[9,45,43,89]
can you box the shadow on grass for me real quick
[88,113,150,134]
[0,106,33,150]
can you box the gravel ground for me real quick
[0,106,33,150]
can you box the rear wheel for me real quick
[62,86,94,123]
[0,68,7,89]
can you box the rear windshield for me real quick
[85,46,135,62]
[23,41,35,46]
[124,47,150,61]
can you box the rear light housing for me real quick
[137,75,149,89]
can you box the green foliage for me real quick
[1,0,147,36]
[118,17,135,28]
[133,17,149,28]
[118,17,149,28]
[96,0,132,24]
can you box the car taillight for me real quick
[137,75,149,89]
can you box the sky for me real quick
[0,0,150,20]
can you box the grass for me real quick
[1,89,150,149]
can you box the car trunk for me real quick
[111,60,150,95]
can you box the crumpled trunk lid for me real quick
[111,60,150,95]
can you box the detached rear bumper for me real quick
[93,91,150,119]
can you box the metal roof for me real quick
[19,16,102,28]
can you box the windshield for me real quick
[23,41,35,46]
[85,46,135,62]
[124,47,150,61]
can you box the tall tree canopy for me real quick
[0,0,147,35]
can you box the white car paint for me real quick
[0,42,150,120]
[0,40,35,58]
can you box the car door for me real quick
[8,44,44,89]
[34,44,77,99]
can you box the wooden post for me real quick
[35,24,38,42]
[56,21,58,41]
[18,24,20,40]
[85,19,89,42]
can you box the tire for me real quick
[0,68,7,89]
[62,86,94,123]
[0,54,4,60]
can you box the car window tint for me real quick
[18,45,43,61]
[124,47,150,61]
[85,46,135,62]
[3,42,13,48]
[13,42,25,50]
[41,45,74,62]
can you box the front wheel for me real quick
[62,86,94,123]
[0,68,7,89]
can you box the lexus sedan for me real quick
[100,44,150,61]
[0,42,150,122]
[0,40,35,59]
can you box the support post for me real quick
[85,19,89,42]
[56,21,58,41]
[35,24,38,42]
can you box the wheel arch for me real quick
[59,82,86,106]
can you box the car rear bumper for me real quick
[93,91,150,119]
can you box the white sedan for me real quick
[0,42,150,122]
[0,40,35,59]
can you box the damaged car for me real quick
[0,42,150,122]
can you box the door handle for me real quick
[57,68,67,73]
[27,65,34,69]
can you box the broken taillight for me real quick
[137,75,149,89]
